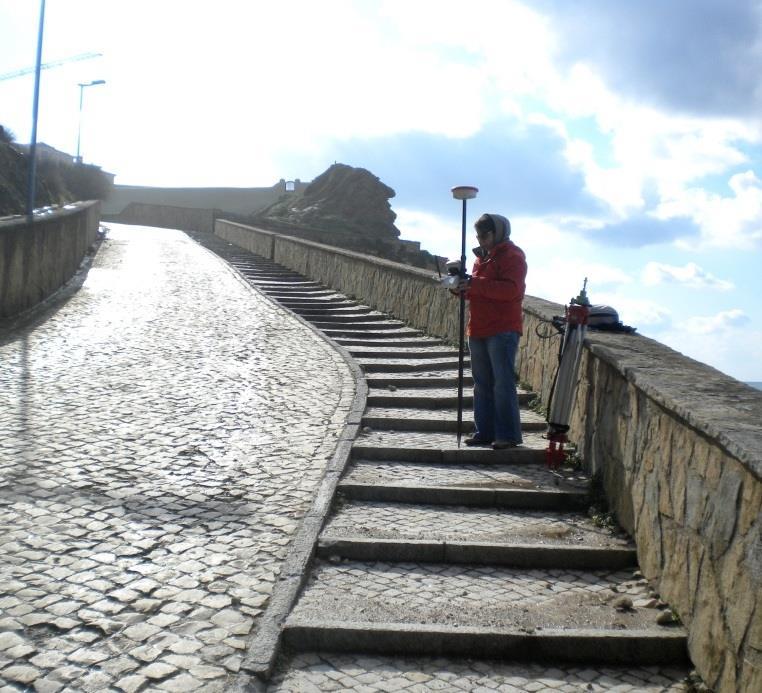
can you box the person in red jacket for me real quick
[460,213,527,449]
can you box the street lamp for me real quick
[26,0,46,221]
[451,184,479,447]
[75,79,105,164]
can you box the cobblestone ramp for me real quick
[185,232,692,691]
[0,226,357,692]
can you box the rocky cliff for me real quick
[250,163,440,271]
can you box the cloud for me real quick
[543,0,762,118]
[671,170,762,249]
[678,309,750,335]
[593,294,672,329]
[655,317,761,381]
[524,257,632,308]
[642,262,734,290]
[326,119,602,220]
[590,214,700,247]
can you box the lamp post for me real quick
[25,0,46,221]
[75,79,105,164]
[451,185,478,447]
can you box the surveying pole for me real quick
[450,185,478,447]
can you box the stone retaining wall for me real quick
[216,219,761,693]
[520,303,762,693]
[104,202,217,232]
[0,201,100,318]
[217,220,460,341]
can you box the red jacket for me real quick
[466,240,527,337]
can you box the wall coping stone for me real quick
[221,220,437,280]
[524,295,762,482]
[0,200,99,232]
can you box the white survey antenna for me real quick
[451,185,479,200]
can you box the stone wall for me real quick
[0,201,100,318]
[105,202,217,233]
[216,219,761,693]
[217,220,460,341]
[101,179,309,216]
[519,303,762,693]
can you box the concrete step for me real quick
[284,561,689,664]
[347,347,460,359]
[335,337,445,347]
[339,460,589,509]
[312,320,409,331]
[266,291,342,299]
[366,387,534,407]
[321,327,425,339]
[293,307,372,317]
[361,406,545,432]
[318,501,635,569]
[277,299,361,308]
[358,358,467,373]
[244,272,307,280]
[269,652,691,692]
[364,372,475,387]
[352,431,548,464]
[251,280,323,289]
[304,313,393,324]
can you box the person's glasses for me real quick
[475,231,493,239]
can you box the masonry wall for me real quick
[217,218,762,692]
[105,202,217,233]
[0,201,100,318]
[101,180,309,216]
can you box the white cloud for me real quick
[395,208,462,260]
[513,54,762,247]
[642,262,733,290]
[592,294,672,328]
[678,308,749,335]
[525,258,632,308]
[671,170,762,249]
[654,322,761,382]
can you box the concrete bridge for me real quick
[0,205,760,692]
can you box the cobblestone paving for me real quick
[268,652,690,691]
[321,502,630,547]
[0,225,355,691]
[289,562,665,631]
[342,462,590,492]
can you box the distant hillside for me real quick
[0,126,113,216]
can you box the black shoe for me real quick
[464,436,493,447]
[492,440,521,450]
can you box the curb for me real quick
[282,621,690,665]
[336,482,587,509]
[351,445,547,464]
[316,537,637,569]
[187,233,369,683]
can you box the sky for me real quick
[1,0,761,382]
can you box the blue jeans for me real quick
[468,331,522,443]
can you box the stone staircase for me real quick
[191,234,693,691]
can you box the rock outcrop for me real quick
[250,163,439,271]
[255,163,400,240]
